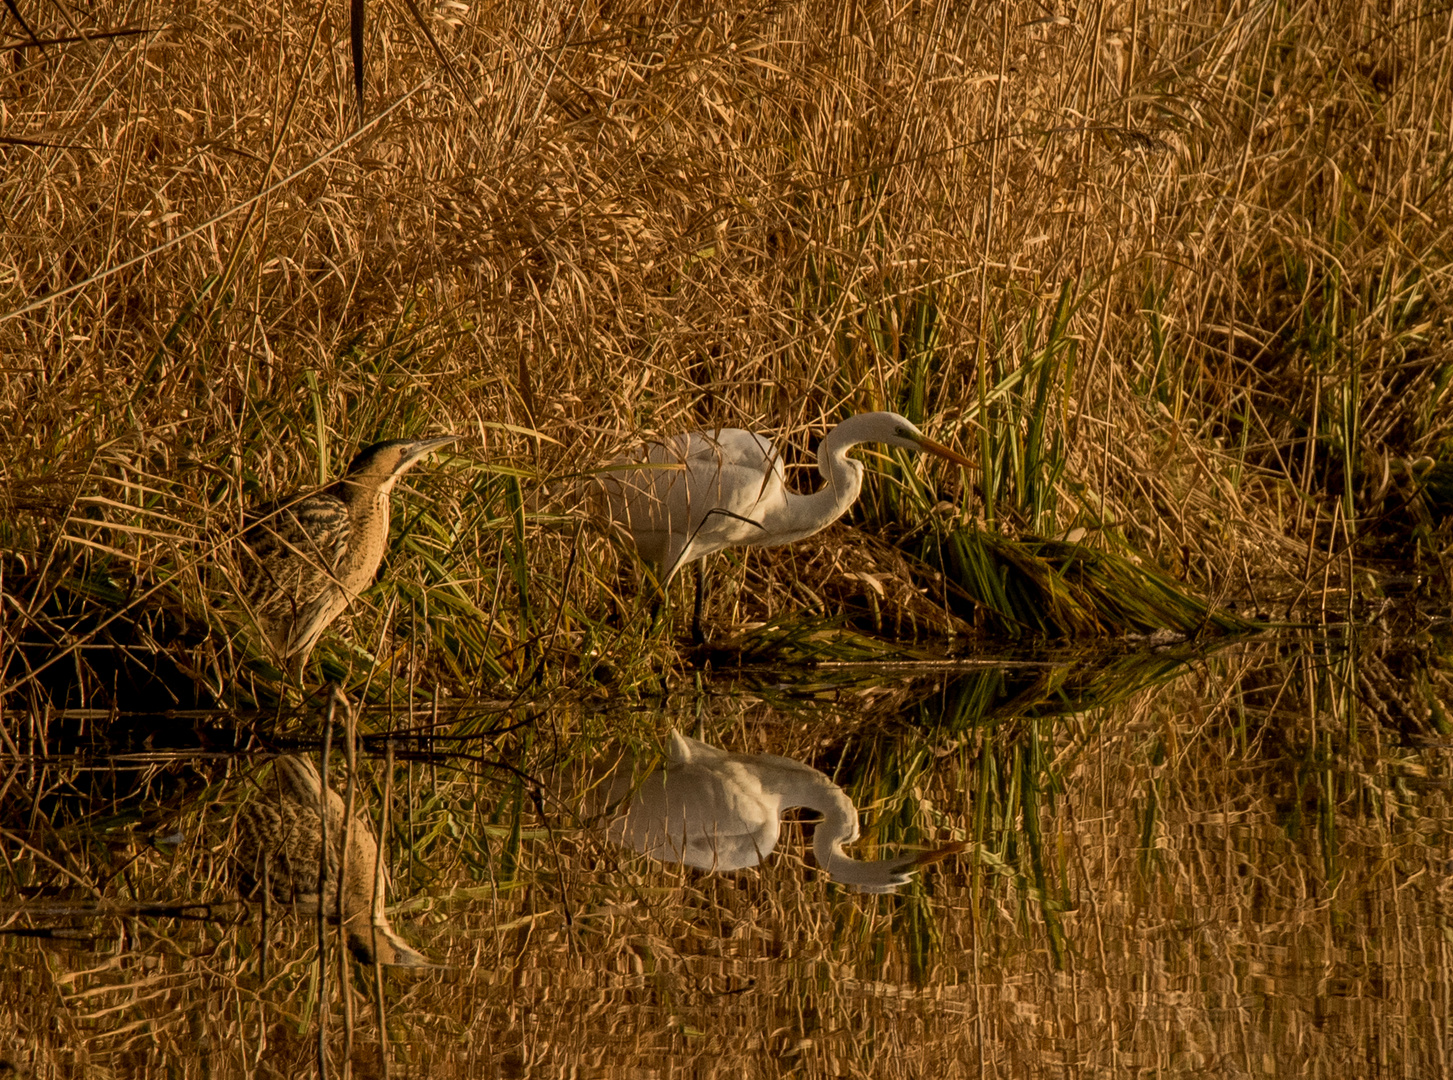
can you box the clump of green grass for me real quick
[918,530,1254,639]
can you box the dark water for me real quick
[2,631,1451,1078]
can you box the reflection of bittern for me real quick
[240,435,458,679]
[605,731,963,894]
[236,755,431,967]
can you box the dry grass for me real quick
[3,0,1452,700]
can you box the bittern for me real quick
[235,754,432,967]
[238,435,457,679]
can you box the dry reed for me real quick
[3,0,1450,702]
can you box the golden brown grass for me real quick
[9,4,1453,1068]
[6,0,1453,1060]
[6,0,1453,698]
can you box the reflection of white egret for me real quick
[605,731,960,894]
[600,412,971,640]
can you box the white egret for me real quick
[599,412,971,640]
[603,730,961,894]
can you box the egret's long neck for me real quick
[759,417,875,546]
[765,761,861,861]
[816,414,888,489]
[768,757,921,894]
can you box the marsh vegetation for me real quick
[3,0,1453,1073]
[4,0,1451,704]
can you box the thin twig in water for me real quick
[373,740,395,1080]
[340,695,358,1064]
[316,699,335,1080]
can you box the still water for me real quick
[2,632,1451,1078]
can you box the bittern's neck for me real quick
[335,470,402,503]
[331,478,402,554]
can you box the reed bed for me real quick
[3,4,1453,1068]
[3,0,1451,707]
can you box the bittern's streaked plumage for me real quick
[235,755,432,967]
[239,435,457,679]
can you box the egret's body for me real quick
[600,412,970,637]
[605,730,957,893]
[235,755,432,967]
[238,435,457,678]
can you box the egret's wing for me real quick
[682,428,776,468]
[674,430,789,565]
[667,729,730,765]
[609,761,780,873]
[675,828,774,872]
[598,434,704,574]
[602,428,785,577]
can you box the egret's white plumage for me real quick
[604,730,960,894]
[602,411,972,585]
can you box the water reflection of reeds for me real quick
[0,634,1450,1075]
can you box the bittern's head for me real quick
[344,435,459,494]
[346,923,440,968]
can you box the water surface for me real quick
[2,632,1450,1078]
